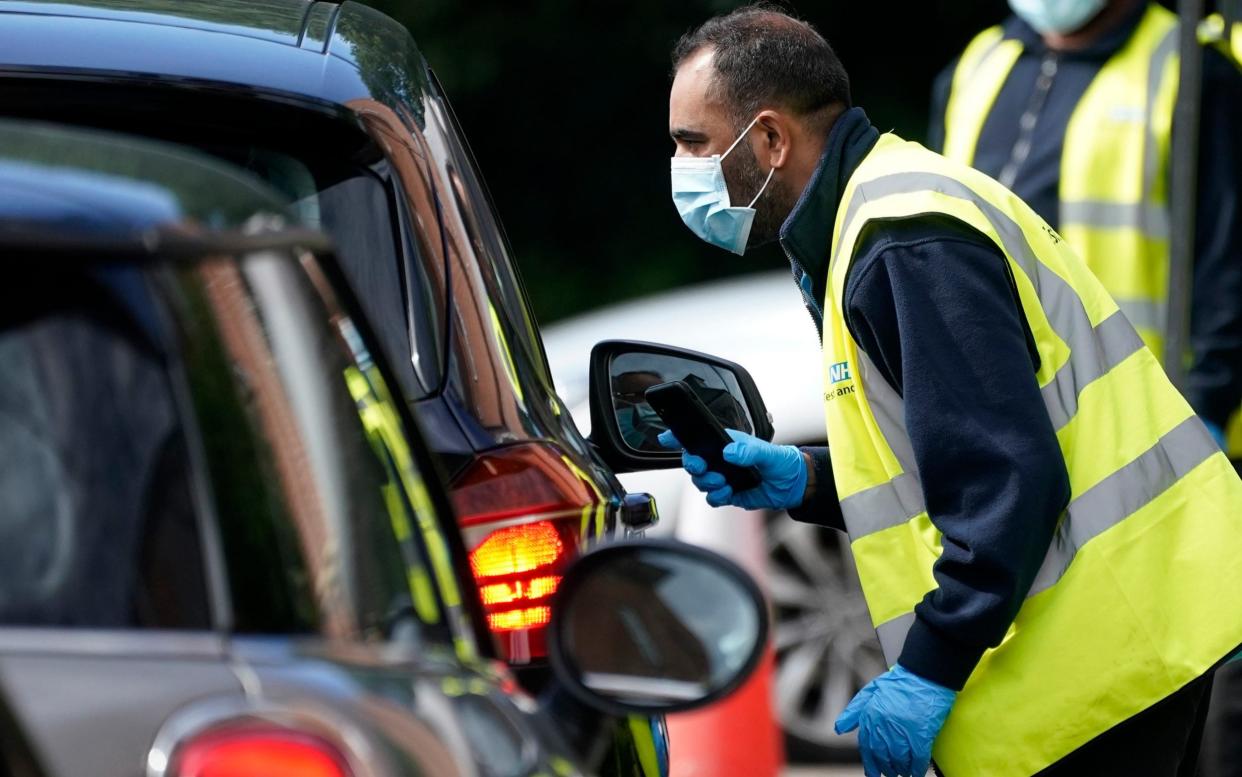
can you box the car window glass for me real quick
[346,100,450,399]
[239,149,432,402]
[412,96,551,440]
[169,251,456,645]
[425,82,550,388]
[0,266,211,630]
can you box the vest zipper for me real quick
[999,52,1059,189]
[783,244,825,342]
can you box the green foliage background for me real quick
[367,1,1009,324]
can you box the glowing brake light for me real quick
[470,522,565,577]
[451,443,601,664]
[171,728,350,777]
[469,520,569,638]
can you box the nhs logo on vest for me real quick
[825,360,856,401]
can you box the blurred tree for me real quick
[368,0,1008,323]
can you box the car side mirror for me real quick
[587,340,773,473]
[547,539,767,716]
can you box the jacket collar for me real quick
[1005,0,1151,61]
[778,106,880,296]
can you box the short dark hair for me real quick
[672,5,851,134]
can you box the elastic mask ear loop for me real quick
[748,166,776,208]
[721,116,775,207]
[720,116,761,161]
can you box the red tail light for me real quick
[172,727,351,777]
[451,443,602,664]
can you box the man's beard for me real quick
[724,140,794,251]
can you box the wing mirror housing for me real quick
[546,539,767,717]
[587,340,774,473]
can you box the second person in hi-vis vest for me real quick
[929,0,1242,463]
[664,5,1242,777]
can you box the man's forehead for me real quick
[670,47,727,134]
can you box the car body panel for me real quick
[0,632,240,777]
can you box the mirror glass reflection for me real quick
[609,353,753,452]
[560,547,763,708]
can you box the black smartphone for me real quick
[644,380,762,492]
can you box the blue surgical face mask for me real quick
[670,117,775,255]
[1009,0,1106,34]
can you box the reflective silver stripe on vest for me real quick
[1028,414,1219,595]
[876,611,917,664]
[1059,200,1171,240]
[1116,297,1167,334]
[1040,311,1146,431]
[838,351,924,539]
[841,472,924,538]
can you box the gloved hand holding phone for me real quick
[659,428,808,510]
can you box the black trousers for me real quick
[1200,659,1242,777]
[932,673,1214,777]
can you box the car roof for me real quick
[0,119,303,249]
[0,1,430,119]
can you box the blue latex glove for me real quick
[834,665,956,777]
[658,428,808,510]
[1205,419,1227,451]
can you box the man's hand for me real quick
[658,428,809,510]
[834,665,956,777]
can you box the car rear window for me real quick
[234,148,437,403]
[0,267,211,630]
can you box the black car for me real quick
[0,3,791,774]
[0,0,652,664]
[0,118,772,777]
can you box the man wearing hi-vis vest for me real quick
[663,6,1242,777]
[930,0,1242,463]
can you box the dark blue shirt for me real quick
[782,108,1071,691]
[928,2,1242,428]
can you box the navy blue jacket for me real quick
[782,108,1071,691]
[928,2,1242,429]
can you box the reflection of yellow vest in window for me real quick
[823,133,1242,777]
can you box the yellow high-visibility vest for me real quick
[944,4,1177,354]
[823,133,1242,776]
[944,4,1242,458]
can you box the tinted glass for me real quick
[0,266,210,630]
[234,148,439,402]
[170,251,459,644]
[414,84,559,441]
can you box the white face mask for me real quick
[669,117,775,255]
[1009,0,1107,34]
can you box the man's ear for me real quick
[755,110,792,170]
